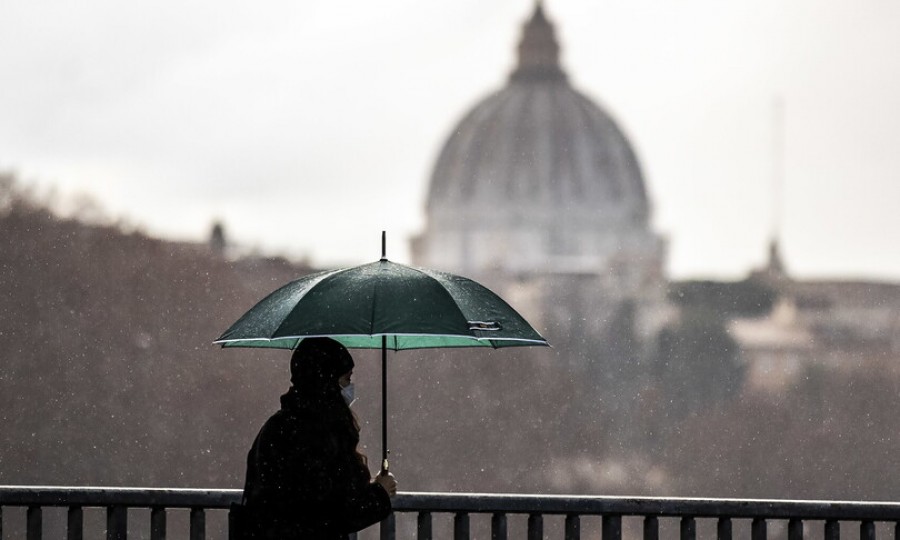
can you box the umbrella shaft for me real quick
[381,335,389,472]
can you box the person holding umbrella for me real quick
[240,338,397,539]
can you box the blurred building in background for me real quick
[411,6,900,490]
[413,2,900,401]
[733,242,900,394]
[412,3,671,374]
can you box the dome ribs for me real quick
[537,85,561,206]
[552,85,586,205]
[509,85,542,205]
[426,80,650,229]
[491,87,531,205]
[574,90,649,222]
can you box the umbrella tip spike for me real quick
[381,230,387,261]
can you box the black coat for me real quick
[242,388,392,539]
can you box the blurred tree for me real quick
[0,174,303,489]
[648,282,753,423]
[661,360,900,500]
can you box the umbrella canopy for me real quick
[215,254,549,471]
[215,259,548,350]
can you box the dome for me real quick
[416,3,660,276]
[425,3,649,228]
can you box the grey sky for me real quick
[2,1,899,281]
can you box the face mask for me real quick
[340,383,356,407]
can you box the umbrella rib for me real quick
[404,265,479,326]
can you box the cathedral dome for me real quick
[426,3,649,228]
[416,3,660,276]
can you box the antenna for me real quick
[771,96,785,245]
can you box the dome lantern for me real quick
[511,2,566,82]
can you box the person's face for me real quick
[338,370,353,388]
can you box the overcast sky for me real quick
[2,0,899,281]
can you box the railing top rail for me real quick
[0,486,243,509]
[393,492,900,521]
[3,486,900,521]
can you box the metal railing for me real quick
[3,486,900,539]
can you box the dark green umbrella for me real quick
[215,235,548,471]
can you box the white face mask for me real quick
[340,383,356,407]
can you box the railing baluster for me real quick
[150,507,166,540]
[752,517,767,540]
[27,505,42,540]
[861,520,876,540]
[717,517,732,540]
[603,514,622,540]
[788,518,803,540]
[106,505,127,540]
[417,511,432,540]
[491,512,507,540]
[68,506,83,540]
[189,508,205,540]
[825,519,840,540]
[380,512,396,540]
[454,512,470,540]
[681,516,696,540]
[527,513,543,540]
[565,513,580,540]
[644,515,659,540]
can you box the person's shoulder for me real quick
[258,408,305,437]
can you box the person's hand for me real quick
[375,471,397,497]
